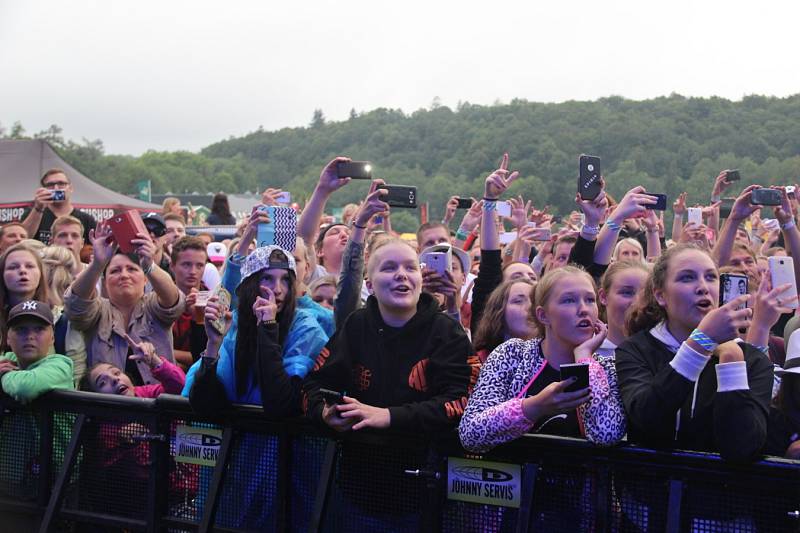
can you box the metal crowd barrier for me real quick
[0,390,798,533]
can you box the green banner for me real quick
[136,179,151,202]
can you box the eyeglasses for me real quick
[43,181,70,190]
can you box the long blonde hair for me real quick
[41,246,78,307]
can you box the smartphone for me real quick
[210,286,232,334]
[275,191,291,204]
[645,193,667,211]
[256,206,297,250]
[51,190,66,201]
[578,154,602,201]
[719,273,748,309]
[106,210,149,254]
[529,224,551,241]
[769,256,799,309]
[719,198,735,219]
[750,188,782,206]
[495,201,512,218]
[560,363,590,393]
[726,169,741,182]
[336,161,372,179]
[499,231,517,245]
[381,185,417,208]
[687,207,703,226]
[456,198,474,209]
[420,251,451,275]
[320,388,346,405]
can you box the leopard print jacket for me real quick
[458,337,626,453]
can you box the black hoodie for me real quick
[304,292,473,433]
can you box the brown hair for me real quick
[625,243,712,335]
[0,223,26,239]
[163,213,186,225]
[50,214,84,239]
[170,236,208,264]
[40,168,68,187]
[473,278,535,353]
[0,242,50,347]
[598,260,650,322]
[532,265,595,336]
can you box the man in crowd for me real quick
[163,213,187,252]
[416,221,452,252]
[170,236,210,368]
[0,223,28,253]
[50,215,85,266]
[21,169,96,245]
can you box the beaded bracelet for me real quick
[455,229,469,241]
[604,220,622,232]
[689,329,718,352]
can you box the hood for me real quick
[364,292,440,337]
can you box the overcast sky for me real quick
[2,0,799,156]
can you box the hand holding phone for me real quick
[209,287,232,335]
[456,198,474,209]
[769,257,799,309]
[320,388,346,405]
[687,207,703,226]
[750,188,782,206]
[644,194,668,211]
[381,185,417,208]
[578,154,602,200]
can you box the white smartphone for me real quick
[769,256,799,309]
[495,201,512,218]
[420,250,452,275]
[687,207,702,226]
[276,191,291,204]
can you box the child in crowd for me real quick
[80,334,185,397]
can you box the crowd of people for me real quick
[1,160,800,525]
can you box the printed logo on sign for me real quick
[447,457,521,508]
[174,424,223,466]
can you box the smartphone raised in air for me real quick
[769,256,799,309]
[336,161,373,179]
[578,154,602,201]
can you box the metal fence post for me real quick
[665,478,683,533]
[515,463,539,533]
[307,439,339,533]
[38,414,86,533]
[198,426,235,533]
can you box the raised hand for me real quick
[712,170,734,198]
[443,196,459,225]
[261,188,284,206]
[696,295,753,346]
[89,224,118,267]
[673,192,688,216]
[508,195,532,228]
[123,334,161,368]
[203,295,233,357]
[729,185,760,222]
[354,180,390,228]
[484,153,520,200]
[130,232,157,271]
[608,186,656,223]
[317,157,352,195]
[575,188,608,227]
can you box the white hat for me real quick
[207,242,227,264]
[240,245,297,284]
[777,329,800,376]
[420,243,470,275]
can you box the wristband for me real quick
[781,219,796,231]
[352,222,367,229]
[484,200,496,212]
[604,220,622,232]
[34,206,45,213]
[753,344,769,354]
[710,195,721,204]
[230,251,246,265]
[455,229,468,241]
[689,329,719,353]
[482,197,498,202]
[582,224,600,236]
[142,261,154,276]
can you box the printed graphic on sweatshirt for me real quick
[408,358,430,392]
[352,364,372,391]
[312,347,330,372]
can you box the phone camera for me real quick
[587,164,594,172]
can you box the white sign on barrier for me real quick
[173,424,223,467]
[447,457,521,508]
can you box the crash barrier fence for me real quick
[0,390,799,533]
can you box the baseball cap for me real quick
[207,242,228,264]
[240,245,297,284]
[778,329,800,376]
[141,213,167,237]
[7,300,54,327]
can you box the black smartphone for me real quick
[645,193,667,211]
[336,161,373,179]
[726,169,741,182]
[719,198,735,219]
[750,188,782,206]
[560,363,590,393]
[319,388,346,405]
[381,185,417,208]
[456,198,474,209]
[578,154,602,201]
[719,273,748,309]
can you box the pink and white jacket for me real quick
[458,337,626,453]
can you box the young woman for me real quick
[0,242,50,348]
[472,278,536,362]
[612,238,646,264]
[185,245,329,417]
[459,266,626,453]
[596,261,649,357]
[206,193,236,225]
[616,244,773,461]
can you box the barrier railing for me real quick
[0,390,799,533]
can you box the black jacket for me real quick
[304,293,473,433]
[616,330,773,461]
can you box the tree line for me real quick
[4,93,800,232]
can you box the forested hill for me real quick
[6,93,800,231]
